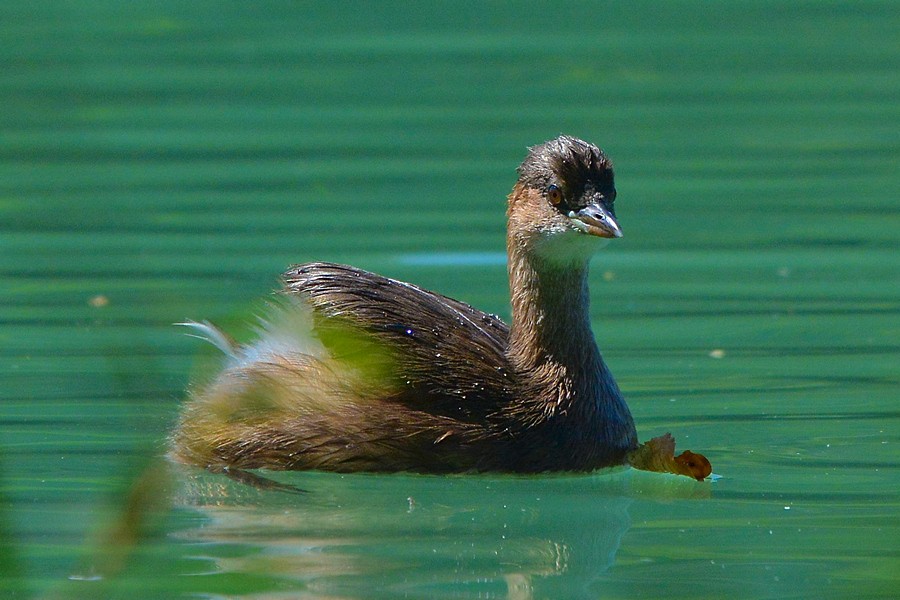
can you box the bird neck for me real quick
[507,239,597,381]
[506,230,608,409]
[507,230,637,468]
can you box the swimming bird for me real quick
[170,135,710,479]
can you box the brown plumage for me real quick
[170,135,710,478]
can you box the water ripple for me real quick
[398,252,507,266]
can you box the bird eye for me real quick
[546,184,562,206]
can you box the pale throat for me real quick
[505,233,602,376]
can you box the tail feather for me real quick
[176,320,238,357]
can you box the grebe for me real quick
[170,136,711,480]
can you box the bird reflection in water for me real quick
[170,465,710,599]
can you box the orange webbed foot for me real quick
[673,449,712,481]
[627,433,712,480]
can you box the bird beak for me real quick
[568,201,622,239]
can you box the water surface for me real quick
[1,2,897,599]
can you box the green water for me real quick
[2,2,898,598]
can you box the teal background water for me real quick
[1,2,898,598]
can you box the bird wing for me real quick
[281,262,513,422]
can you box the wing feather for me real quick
[282,262,514,422]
